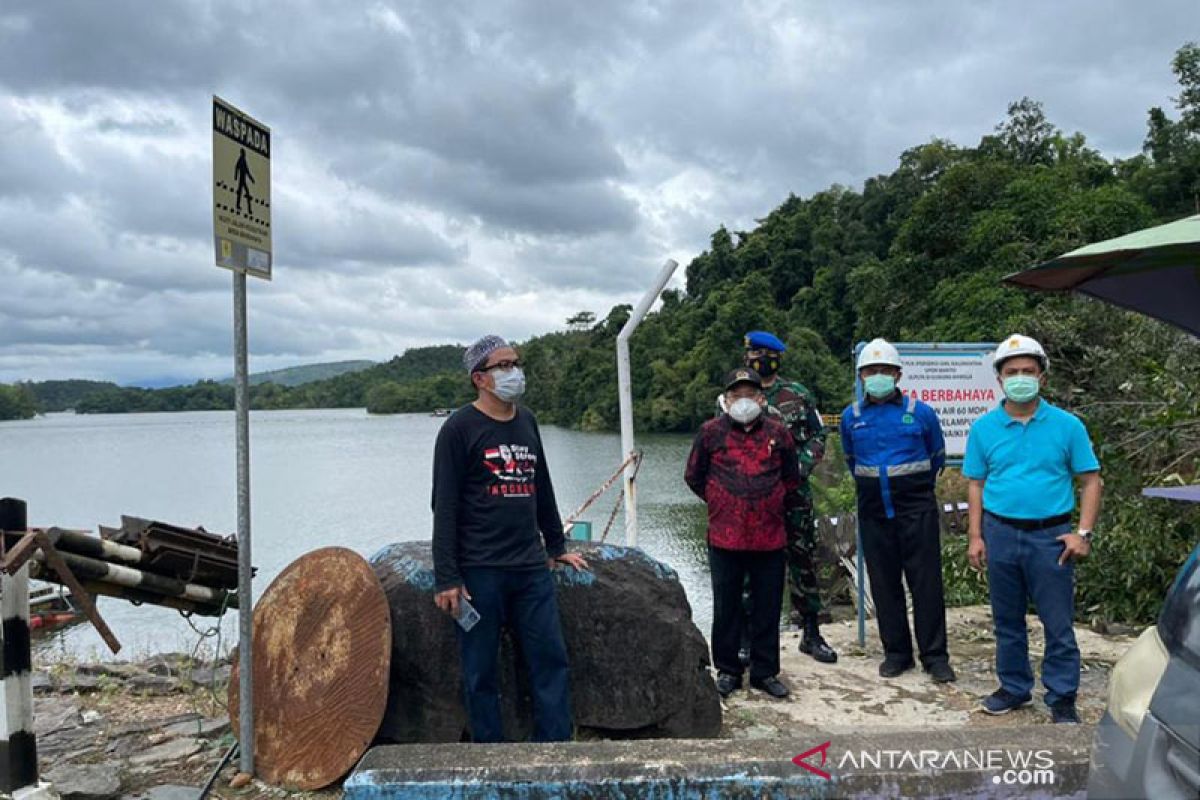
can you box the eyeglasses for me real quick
[479,359,522,373]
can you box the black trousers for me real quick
[859,507,949,668]
[709,545,786,680]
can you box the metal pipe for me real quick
[32,550,228,604]
[48,528,144,565]
[71,578,231,616]
[233,270,254,776]
[616,258,678,548]
[852,342,867,647]
[199,740,239,799]
[856,524,866,647]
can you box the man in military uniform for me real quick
[744,330,837,663]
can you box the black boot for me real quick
[799,616,838,663]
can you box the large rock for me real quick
[46,763,121,800]
[371,541,720,743]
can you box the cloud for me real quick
[0,0,1194,384]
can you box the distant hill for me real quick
[59,345,464,414]
[220,360,377,388]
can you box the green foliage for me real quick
[1076,495,1199,624]
[0,384,37,420]
[940,537,991,607]
[365,374,473,414]
[22,380,118,412]
[1173,41,1200,134]
[810,438,855,518]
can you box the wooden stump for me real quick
[229,547,390,789]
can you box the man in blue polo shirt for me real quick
[964,334,1102,724]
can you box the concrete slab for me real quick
[346,725,1094,799]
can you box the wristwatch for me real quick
[1077,529,1093,542]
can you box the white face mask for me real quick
[489,366,525,402]
[728,396,762,424]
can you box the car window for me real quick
[1159,544,1200,668]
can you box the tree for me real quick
[0,385,37,420]
[1172,41,1200,133]
[987,97,1059,166]
[1145,107,1177,162]
[566,311,596,331]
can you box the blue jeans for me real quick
[457,566,572,742]
[984,514,1079,706]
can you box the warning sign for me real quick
[213,96,271,279]
[894,345,997,459]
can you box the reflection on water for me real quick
[0,409,716,660]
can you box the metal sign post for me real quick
[213,95,272,776]
[848,341,996,647]
[616,259,678,547]
[232,272,253,776]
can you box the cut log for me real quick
[229,547,390,790]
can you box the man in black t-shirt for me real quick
[432,334,590,742]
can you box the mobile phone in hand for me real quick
[455,597,481,632]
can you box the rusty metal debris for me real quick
[1,515,249,654]
[100,515,248,589]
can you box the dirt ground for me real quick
[34,655,340,800]
[721,604,1137,738]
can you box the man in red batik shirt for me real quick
[685,368,800,699]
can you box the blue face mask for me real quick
[1003,375,1040,403]
[490,367,526,402]
[863,373,896,399]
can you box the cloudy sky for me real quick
[0,1,1194,386]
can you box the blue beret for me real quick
[744,330,786,352]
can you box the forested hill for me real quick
[220,359,376,388]
[516,46,1200,440]
[56,345,464,415]
[518,46,1200,626]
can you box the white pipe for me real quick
[617,258,679,547]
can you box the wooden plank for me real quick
[228,547,390,790]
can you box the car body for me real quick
[1087,490,1200,799]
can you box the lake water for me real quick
[0,409,714,661]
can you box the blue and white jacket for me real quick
[839,391,945,519]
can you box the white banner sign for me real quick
[894,345,997,460]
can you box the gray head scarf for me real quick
[463,335,510,374]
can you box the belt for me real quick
[985,510,1072,531]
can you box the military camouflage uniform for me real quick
[763,378,826,621]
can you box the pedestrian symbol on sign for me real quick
[235,148,255,215]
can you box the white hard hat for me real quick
[993,334,1049,372]
[856,338,902,370]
